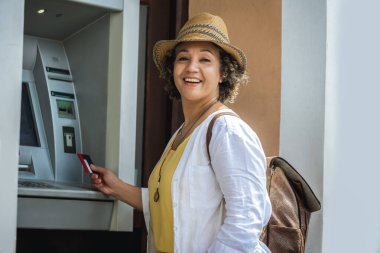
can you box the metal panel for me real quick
[18,197,113,230]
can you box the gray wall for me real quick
[64,14,110,168]
[323,1,380,252]
[280,1,326,252]
[0,1,24,252]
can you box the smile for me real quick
[184,78,201,84]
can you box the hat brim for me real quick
[153,39,247,74]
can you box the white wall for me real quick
[323,1,380,252]
[0,1,24,252]
[280,1,326,252]
[106,0,140,231]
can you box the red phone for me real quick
[77,153,94,174]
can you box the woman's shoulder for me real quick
[209,109,259,139]
[207,109,265,158]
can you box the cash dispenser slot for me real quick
[46,67,73,82]
[51,91,75,99]
[46,67,70,75]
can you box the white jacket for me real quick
[142,109,272,253]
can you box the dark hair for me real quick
[159,43,248,103]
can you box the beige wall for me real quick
[190,0,281,156]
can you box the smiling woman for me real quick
[173,42,221,105]
[90,12,271,253]
[160,42,247,104]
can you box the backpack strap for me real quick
[206,111,239,162]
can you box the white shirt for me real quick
[142,109,272,253]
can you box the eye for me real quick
[176,56,189,62]
[200,58,211,62]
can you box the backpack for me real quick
[206,112,321,253]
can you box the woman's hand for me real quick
[90,164,143,210]
[90,164,121,198]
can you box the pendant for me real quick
[154,188,160,202]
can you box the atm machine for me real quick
[17,0,142,232]
[18,38,113,230]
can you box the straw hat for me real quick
[153,12,247,74]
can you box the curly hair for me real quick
[159,43,248,103]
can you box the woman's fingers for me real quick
[89,166,104,186]
[90,164,105,174]
[87,165,118,196]
[93,178,102,184]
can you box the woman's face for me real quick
[173,41,222,104]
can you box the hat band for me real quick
[176,29,228,44]
[179,24,229,42]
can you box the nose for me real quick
[185,59,199,72]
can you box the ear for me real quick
[219,74,223,84]
[219,72,227,84]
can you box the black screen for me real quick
[19,82,40,147]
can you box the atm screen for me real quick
[56,99,76,119]
[20,82,40,147]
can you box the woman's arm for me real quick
[208,117,271,252]
[90,164,143,211]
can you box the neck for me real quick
[171,98,226,150]
[182,98,219,127]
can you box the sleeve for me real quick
[141,187,151,231]
[207,117,271,253]
[141,188,158,253]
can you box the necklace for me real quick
[173,99,218,150]
[153,99,218,202]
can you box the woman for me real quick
[90,12,271,253]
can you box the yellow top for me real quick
[148,135,191,253]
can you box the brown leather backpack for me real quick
[260,156,321,252]
[206,112,321,253]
